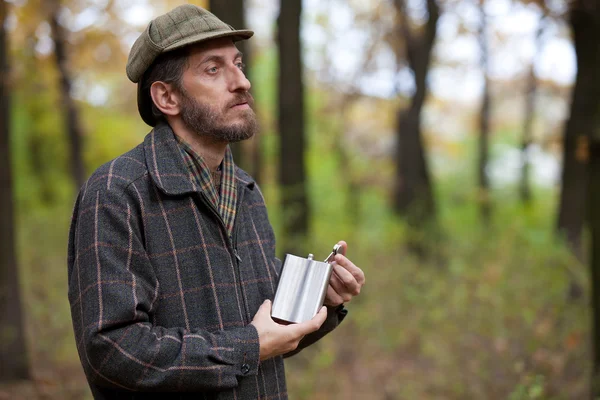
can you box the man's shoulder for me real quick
[234,166,255,186]
[83,143,149,197]
[235,166,270,205]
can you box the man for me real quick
[67,4,365,399]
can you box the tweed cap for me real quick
[126,4,254,126]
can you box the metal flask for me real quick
[271,244,341,324]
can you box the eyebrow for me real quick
[197,51,243,67]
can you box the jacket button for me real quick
[241,363,250,375]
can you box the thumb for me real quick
[252,299,272,323]
[258,299,272,313]
[336,241,347,256]
[293,306,328,336]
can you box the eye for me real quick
[207,66,218,74]
[236,62,246,71]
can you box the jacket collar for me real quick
[144,121,254,196]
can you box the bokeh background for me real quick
[1,0,598,398]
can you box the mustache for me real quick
[227,92,254,109]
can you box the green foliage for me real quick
[508,375,546,400]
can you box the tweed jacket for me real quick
[67,122,346,399]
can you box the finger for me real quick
[336,241,347,256]
[333,263,359,287]
[333,255,365,284]
[332,264,361,296]
[292,307,328,336]
[252,299,273,324]
[325,285,344,307]
[257,299,272,314]
[329,273,347,297]
[308,306,328,329]
[329,282,353,303]
[313,306,328,325]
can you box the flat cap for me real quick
[126,4,253,84]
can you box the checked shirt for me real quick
[67,122,346,399]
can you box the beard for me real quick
[178,89,258,143]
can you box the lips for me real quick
[229,94,254,109]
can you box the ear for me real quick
[150,81,181,117]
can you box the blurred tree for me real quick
[520,12,547,206]
[20,32,58,205]
[0,0,30,381]
[208,1,250,77]
[277,0,308,254]
[47,0,86,191]
[556,0,596,258]
[477,0,491,223]
[7,0,130,207]
[392,0,438,225]
[591,131,600,392]
[324,4,386,230]
[208,0,261,182]
[575,0,600,393]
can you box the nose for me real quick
[229,64,251,92]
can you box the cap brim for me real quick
[164,29,254,53]
[137,29,254,127]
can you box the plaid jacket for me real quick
[67,122,345,399]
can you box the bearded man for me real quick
[67,5,365,399]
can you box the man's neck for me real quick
[168,118,228,172]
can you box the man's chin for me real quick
[202,119,256,143]
[226,115,258,143]
[226,128,255,144]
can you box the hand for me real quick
[324,241,366,307]
[250,299,328,361]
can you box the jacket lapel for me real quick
[144,122,197,196]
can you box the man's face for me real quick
[176,38,258,143]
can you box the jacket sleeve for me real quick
[67,186,260,392]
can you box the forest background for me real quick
[1,0,599,399]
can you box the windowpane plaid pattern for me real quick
[174,135,238,238]
[67,122,346,399]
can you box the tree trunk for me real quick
[21,35,55,204]
[574,1,600,395]
[393,0,438,224]
[339,101,360,231]
[520,16,545,205]
[591,140,600,399]
[48,0,85,190]
[209,0,260,181]
[520,78,534,204]
[477,0,491,223]
[277,0,308,254]
[0,0,30,381]
[557,2,598,258]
